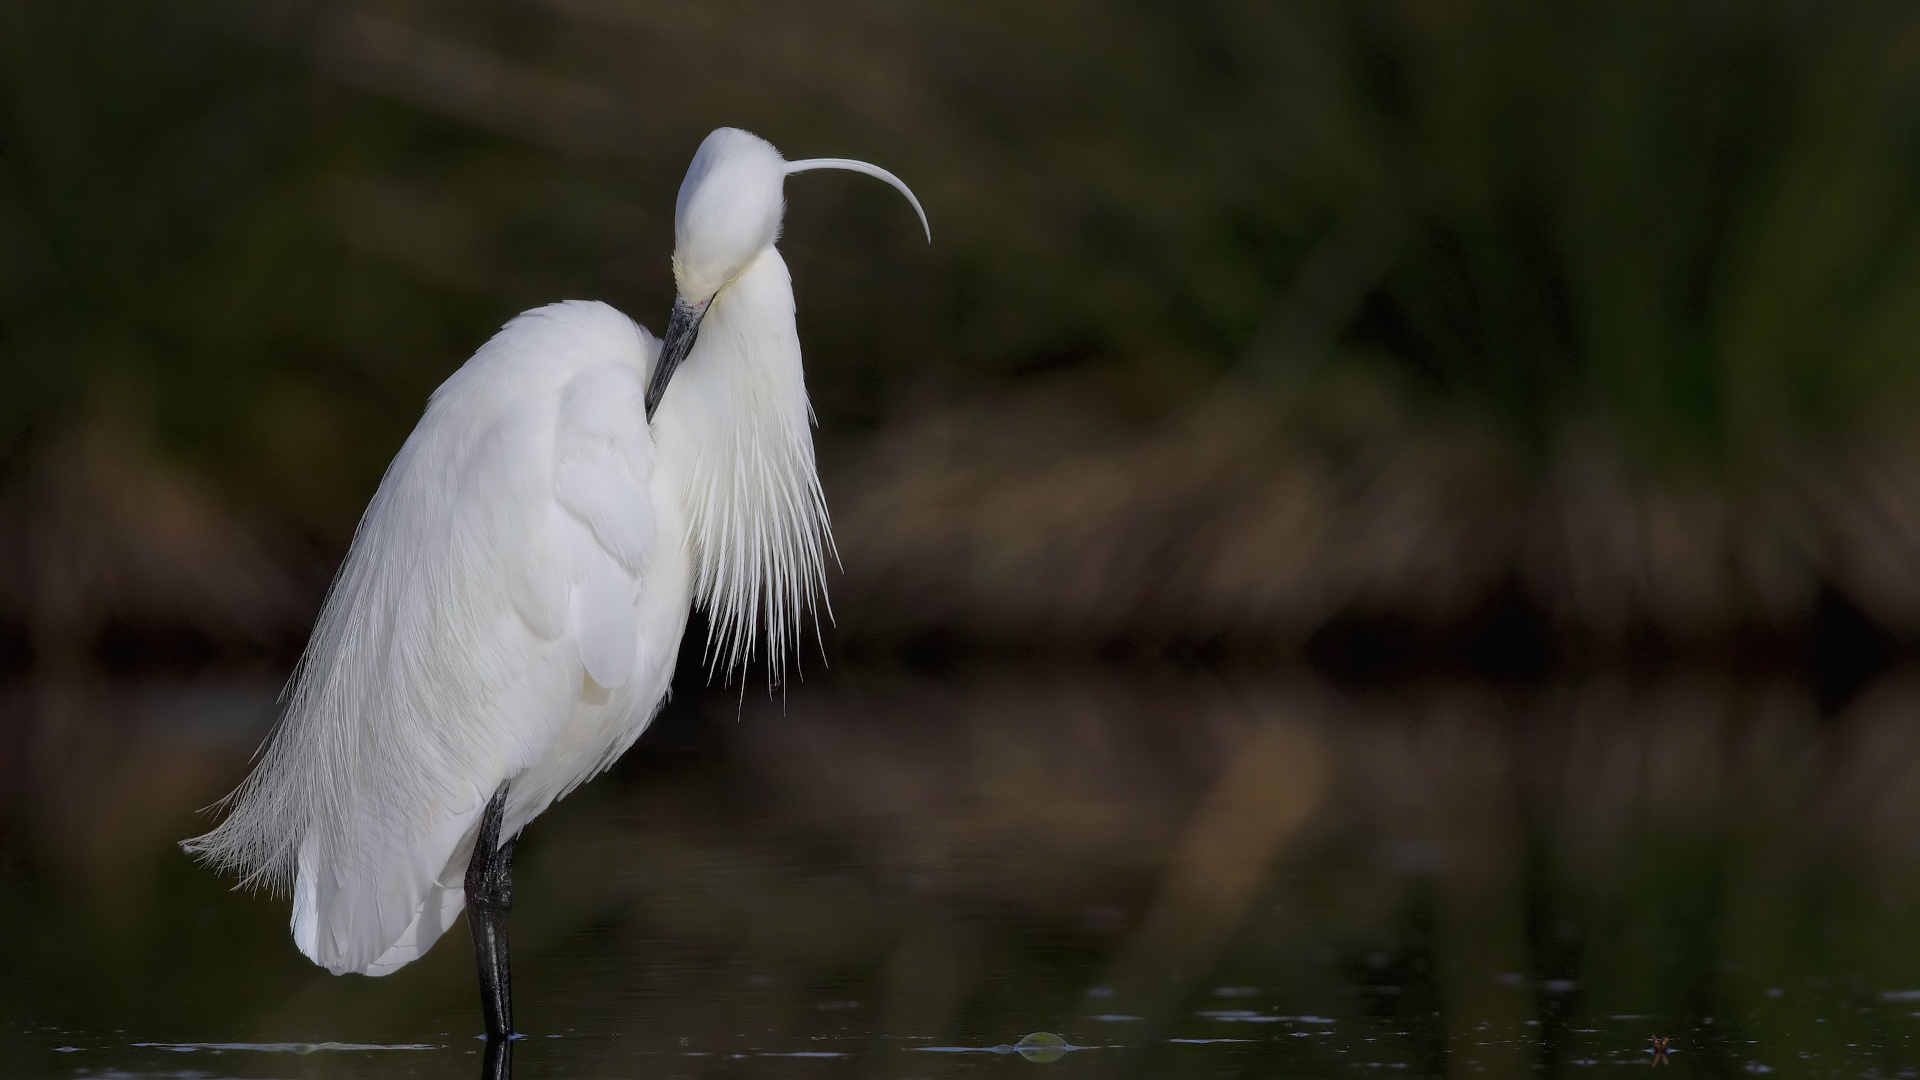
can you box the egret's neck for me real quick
[650,247,833,681]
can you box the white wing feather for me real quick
[185,300,660,976]
[555,364,655,690]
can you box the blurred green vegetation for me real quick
[7,0,1920,541]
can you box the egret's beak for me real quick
[646,294,711,420]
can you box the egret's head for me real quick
[646,127,930,418]
[671,128,789,305]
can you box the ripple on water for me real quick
[131,1042,439,1053]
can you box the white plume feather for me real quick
[652,246,834,686]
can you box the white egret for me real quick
[183,127,928,1042]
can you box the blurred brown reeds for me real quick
[5,0,1920,671]
[0,405,314,674]
[833,380,1920,655]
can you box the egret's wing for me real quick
[186,301,660,976]
[552,363,657,689]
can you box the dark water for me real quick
[6,669,1920,1079]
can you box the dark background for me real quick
[9,0,1920,683]
[8,3,1920,1074]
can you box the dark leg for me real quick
[466,782,517,1041]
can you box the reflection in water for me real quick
[4,668,1920,1077]
[482,1035,511,1080]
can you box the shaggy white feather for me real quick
[653,246,834,682]
[184,300,689,975]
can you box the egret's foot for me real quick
[467,783,517,1041]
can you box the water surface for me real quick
[5,669,1920,1078]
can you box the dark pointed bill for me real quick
[647,294,712,420]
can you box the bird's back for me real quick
[186,301,692,975]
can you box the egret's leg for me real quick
[466,783,517,1041]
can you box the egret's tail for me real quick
[286,783,493,976]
